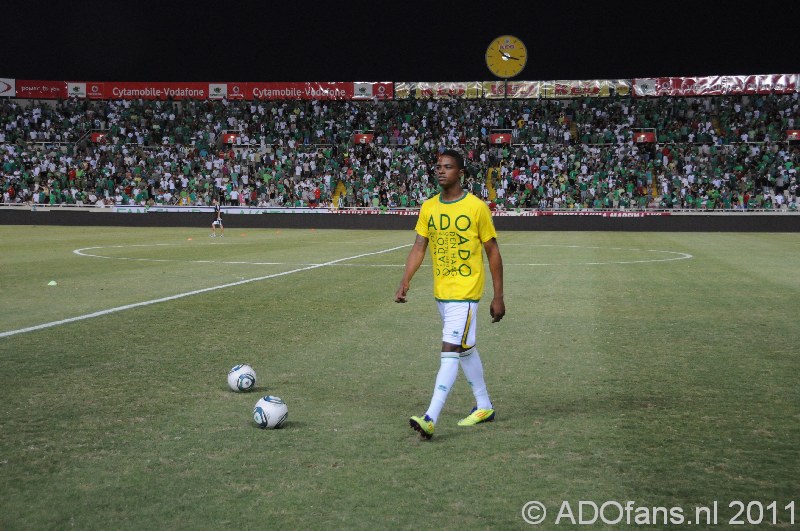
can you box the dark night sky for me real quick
[4,1,798,83]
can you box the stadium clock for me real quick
[485,35,527,79]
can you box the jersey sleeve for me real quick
[414,200,431,239]
[476,200,497,242]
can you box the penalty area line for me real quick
[0,244,410,339]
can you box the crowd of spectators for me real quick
[1,93,798,211]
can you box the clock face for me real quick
[485,35,527,79]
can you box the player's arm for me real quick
[483,237,505,322]
[395,234,428,303]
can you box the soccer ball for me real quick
[227,364,257,392]
[253,396,288,429]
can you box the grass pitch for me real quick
[0,226,798,529]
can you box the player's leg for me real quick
[410,302,467,439]
[426,350,460,422]
[458,348,495,425]
[457,302,495,426]
[410,350,458,440]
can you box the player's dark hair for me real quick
[440,149,465,170]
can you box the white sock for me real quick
[425,354,459,424]
[459,347,493,410]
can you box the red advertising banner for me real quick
[489,133,512,144]
[17,80,394,101]
[634,74,797,97]
[634,132,656,143]
[87,82,105,100]
[352,133,374,144]
[222,133,239,144]
[90,132,107,143]
[100,82,208,100]
[226,83,247,100]
[16,80,66,99]
[248,82,348,100]
[246,82,392,100]
[788,130,800,141]
[369,81,393,100]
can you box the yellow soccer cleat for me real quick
[457,407,495,426]
[409,414,435,439]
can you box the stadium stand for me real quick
[1,94,798,210]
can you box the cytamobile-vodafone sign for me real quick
[104,82,208,99]
[8,80,393,101]
[245,82,392,100]
[55,82,207,100]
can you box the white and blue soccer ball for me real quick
[227,364,257,392]
[253,396,288,429]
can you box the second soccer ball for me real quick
[227,364,257,392]
[253,396,288,429]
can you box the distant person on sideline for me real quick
[394,149,505,440]
[211,198,224,237]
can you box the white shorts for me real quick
[437,301,478,349]
[212,219,222,227]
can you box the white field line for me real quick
[499,243,693,265]
[74,244,294,266]
[75,243,385,267]
[0,244,410,339]
[74,243,692,267]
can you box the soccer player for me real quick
[395,149,505,440]
[211,198,224,237]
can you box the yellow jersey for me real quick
[415,191,497,302]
